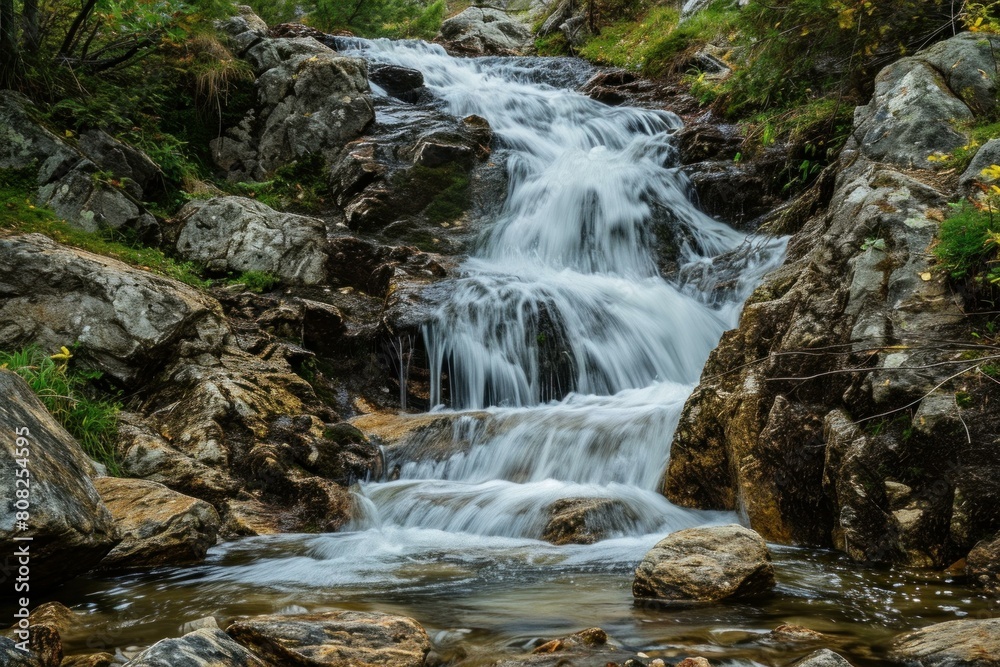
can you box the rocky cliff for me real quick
[665,32,1000,570]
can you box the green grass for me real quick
[934,201,1000,282]
[578,6,681,71]
[225,270,280,293]
[0,347,122,475]
[1,167,209,288]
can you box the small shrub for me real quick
[0,347,122,475]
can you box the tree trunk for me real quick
[22,0,39,53]
[0,0,19,89]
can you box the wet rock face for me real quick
[93,477,221,570]
[541,497,639,545]
[369,64,426,102]
[0,370,118,589]
[329,103,493,249]
[211,35,374,181]
[632,525,775,602]
[664,32,1000,566]
[437,7,533,56]
[175,196,329,285]
[0,92,160,240]
[890,619,1000,667]
[125,629,269,667]
[0,234,228,385]
[226,611,431,667]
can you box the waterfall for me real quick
[326,39,785,546]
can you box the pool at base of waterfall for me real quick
[44,536,994,666]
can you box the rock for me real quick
[0,234,228,384]
[890,619,1000,667]
[960,138,1000,190]
[852,52,975,168]
[541,497,639,545]
[559,15,592,48]
[369,64,425,102]
[59,654,115,667]
[17,603,80,667]
[437,8,532,56]
[215,5,269,55]
[175,197,328,285]
[226,611,430,666]
[764,625,829,645]
[93,478,221,570]
[537,0,573,36]
[0,637,41,666]
[0,90,78,177]
[664,79,977,560]
[124,628,268,667]
[677,659,711,667]
[967,533,1000,593]
[632,525,775,602]
[919,33,1000,117]
[790,649,854,667]
[0,370,118,589]
[212,38,373,180]
[77,129,161,199]
[0,92,159,237]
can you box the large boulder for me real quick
[632,525,775,602]
[0,234,228,384]
[226,611,430,667]
[853,33,1000,169]
[93,477,221,569]
[124,629,268,667]
[437,8,532,56]
[0,370,118,588]
[0,92,159,237]
[175,197,328,285]
[211,37,373,180]
[890,619,1000,667]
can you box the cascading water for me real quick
[330,39,786,546]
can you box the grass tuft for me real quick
[0,346,122,475]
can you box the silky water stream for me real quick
[41,40,996,665]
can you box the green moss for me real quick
[393,164,471,225]
[0,346,122,475]
[535,33,570,56]
[225,153,330,214]
[0,167,209,288]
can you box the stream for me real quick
[39,39,996,665]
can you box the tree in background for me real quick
[1,0,230,91]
